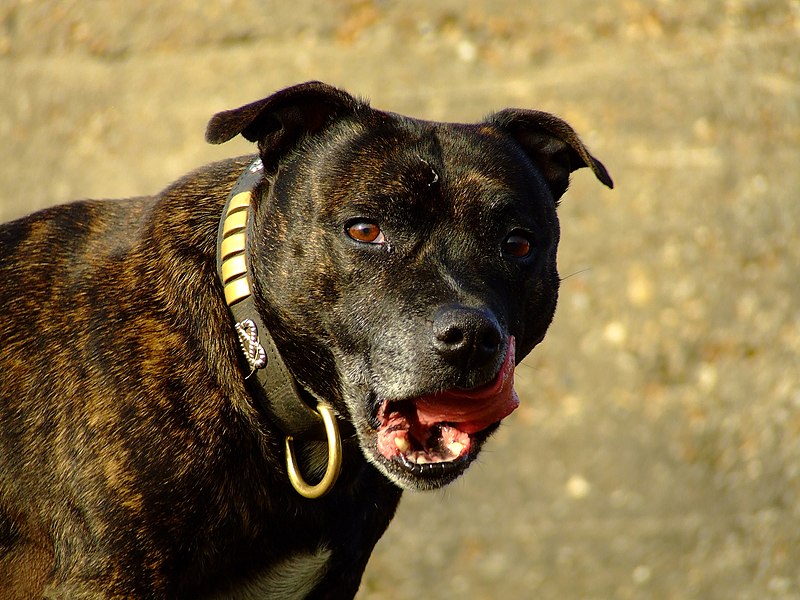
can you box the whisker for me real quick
[560,267,592,283]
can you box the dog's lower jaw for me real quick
[339,396,501,492]
[351,416,495,492]
[360,437,490,492]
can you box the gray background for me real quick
[1,1,798,598]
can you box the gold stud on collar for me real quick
[219,191,252,306]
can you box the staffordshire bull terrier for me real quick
[0,81,612,598]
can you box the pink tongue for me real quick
[414,337,519,434]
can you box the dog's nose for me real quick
[432,305,503,369]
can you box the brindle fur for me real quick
[0,82,611,598]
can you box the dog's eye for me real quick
[502,231,533,258]
[346,220,386,245]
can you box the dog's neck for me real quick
[215,158,342,499]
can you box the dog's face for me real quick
[207,82,612,491]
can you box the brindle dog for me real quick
[0,81,612,599]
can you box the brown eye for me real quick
[502,231,533,258]
[346,220,386,244]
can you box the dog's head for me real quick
[207,82,612,491]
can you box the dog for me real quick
[0,81,612,599]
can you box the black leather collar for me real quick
[215,158,325,440]
[216,158,343,499]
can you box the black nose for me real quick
[432,305,503,369]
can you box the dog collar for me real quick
[216,158,341,498]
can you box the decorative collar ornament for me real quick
[216,158,341,499]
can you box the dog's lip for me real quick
[412,336,519,434]
[373,337,519,470]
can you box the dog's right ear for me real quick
[206,81,366,171]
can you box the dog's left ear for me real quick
[206,81,366,171]
[488,109,613,200]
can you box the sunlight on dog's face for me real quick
[266,117,563,490]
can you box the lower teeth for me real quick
[401,444,465,466]
[390,432,467,465]
[447,441,465,456]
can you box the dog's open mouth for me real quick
[375,338,519,478]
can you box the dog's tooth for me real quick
[394,436,409,453]
[447,441,465,456]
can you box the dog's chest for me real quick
[211,548,332,600]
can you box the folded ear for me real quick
[205,81,366,172]
[487,108,613,200]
